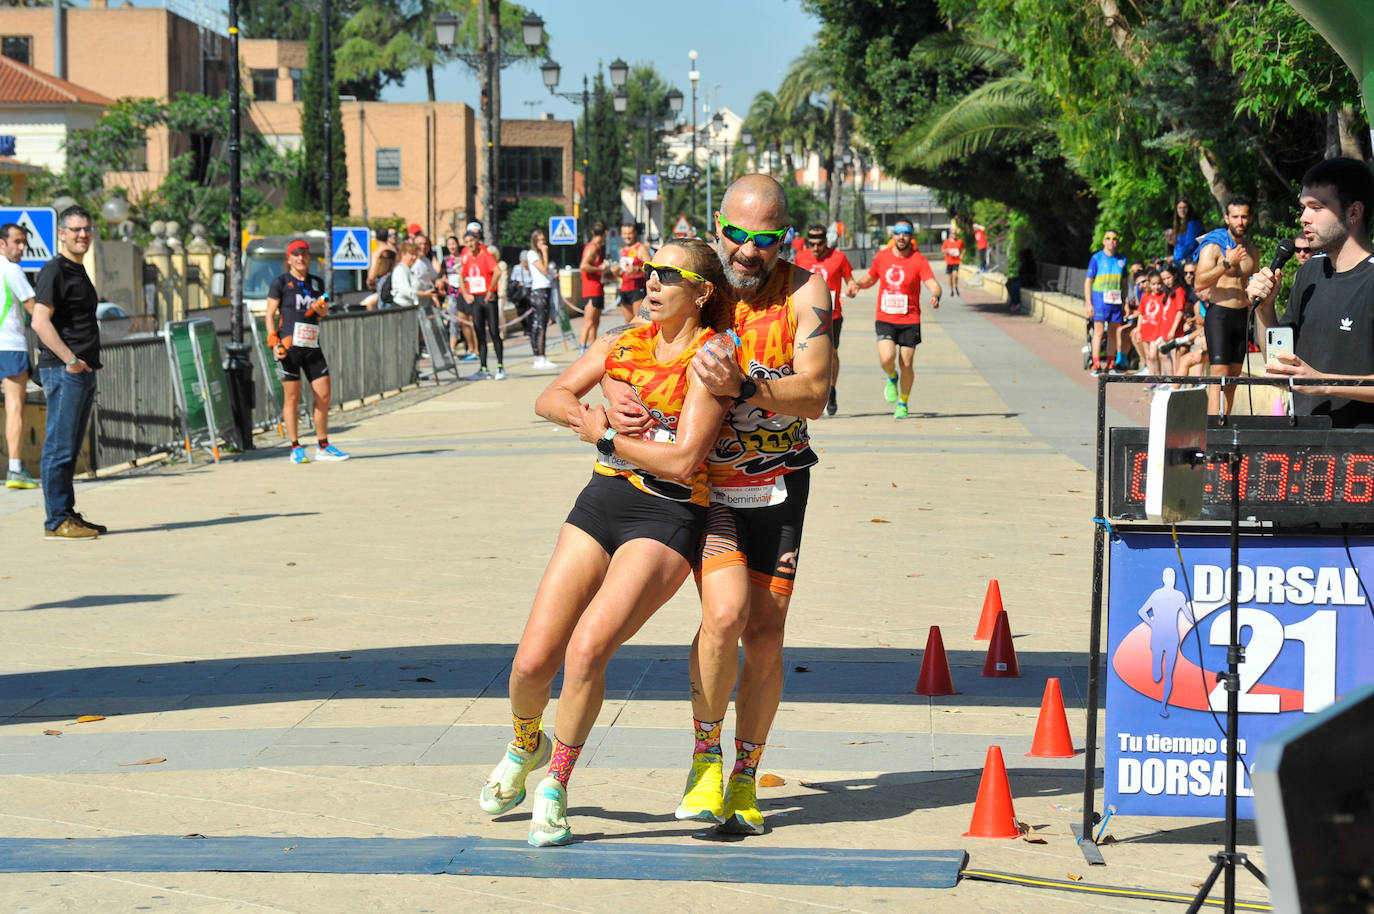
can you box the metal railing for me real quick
[88,306,422,469]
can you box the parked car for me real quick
[242,234,369,314]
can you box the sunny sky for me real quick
[380,1,824,122]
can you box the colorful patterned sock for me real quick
[512,713,542,753]
[899,394,910,406]
[731,738,765,781]
[547,738,584,786]
[317,439,329,448]
[887,372,898,384]
[693,718,724,757]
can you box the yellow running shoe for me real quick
[674,752,725,822]
[721,773,765,835]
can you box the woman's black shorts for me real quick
[565,472,706,562]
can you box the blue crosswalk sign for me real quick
[549,216,577,246]
[331,226,371,267]
[0,207,56,270]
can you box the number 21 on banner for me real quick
[1206,608,1336,714]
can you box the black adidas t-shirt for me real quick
[268,271,324,341]
[33,254,101,370]
[1280,252,1374,428]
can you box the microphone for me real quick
[1250,238,1296,308]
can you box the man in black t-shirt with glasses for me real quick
[30,205,105,540]
[1249,157,1374,428]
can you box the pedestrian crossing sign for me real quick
[0,206,56,270]
[331,227,371,267]
[549,216,577,245]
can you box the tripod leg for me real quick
[1242,857,1268,887]
[1185,858,1225,914]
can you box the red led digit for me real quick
[1129,450,1148,501]
[1256,452,1289,501]
[1343,454,1374,503]
[1303,454,1336,501]
[1215,459,1235,501]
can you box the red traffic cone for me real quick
[914,625,955,696]
[963,745,1020,838]
[974,579,1003,640]
[1027,677,1075,758]
[981,610,1020,678]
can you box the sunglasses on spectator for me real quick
[1294,245,1312,254]
[892,225,914,236]
[643,261,705,285]
[717,215,788,249]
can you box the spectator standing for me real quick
[366,227,399,292]
[390,242,420,309]
[527,229,556,370]
[0,222,37,489]
[30,206,104,538]
[1171,198,1204,264]
[578,222,608,355]
[442,235,478,359]
[1084,230,1128,375]
[411,235,440,306]
[973,222,989,271]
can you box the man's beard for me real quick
[718,245,772,292]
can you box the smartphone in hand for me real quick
[1266,326,1294,363]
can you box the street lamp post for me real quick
[225,0,253,450]
[434,5,545,249]
[688,50,699,223]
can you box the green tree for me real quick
[290,13,349,215]
[498,197,563,249]
[777,45,855,226]
[63,94,291,244]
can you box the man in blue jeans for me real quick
[30,205,104,540]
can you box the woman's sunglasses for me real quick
[644,261,705,285]
[717,215,788,249]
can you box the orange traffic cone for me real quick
[974,579,1003,640]
[964,745,1021,838]
[1027,677,1075,758]
[914,625,955,696]
[982,610,1020,677]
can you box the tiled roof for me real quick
[0,55,114,107]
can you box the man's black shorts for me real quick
[276,346,329,382]
[699,467,810,596]
[831,316,844,347]
[565,472,705,563]
[875,320,922,348]
[945,262,959,274]
[1204,304,1249,366]
[615,289,647,311]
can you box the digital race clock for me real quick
[1109,426,1374,525]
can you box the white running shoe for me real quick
[532,356,557,370]
[479,736,553,815]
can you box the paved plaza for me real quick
[0,280,1267,912]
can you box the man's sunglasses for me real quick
[717,215,788,249]
[891,225,914,236]
[644,261,705,285]
[1294,246,1312,254]
[806,237,826,247]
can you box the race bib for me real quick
[1104,289,1123,305]
[710,476,788,509]
[292,323,320,348]
[880,291,909,315]
[446,272,460,288]
[465,275,488,294]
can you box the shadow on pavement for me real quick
[2,644,1093,723]
[8,593,178,613]
[103,512,320,535]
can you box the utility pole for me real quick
[322,0,334,301]
[224,0,254,450]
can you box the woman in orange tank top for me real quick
[478,239,734,847]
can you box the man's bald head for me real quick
[719,174,790,226]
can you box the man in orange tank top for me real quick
[608,175,833,834]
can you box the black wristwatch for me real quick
[735,377,757,403]
[596,428,618,457]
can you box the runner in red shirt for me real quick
[578,221,608,354]
[940,230,965,298]
[460,229,504,379]
[794,224,857,416]
[611,223,652,325]
[855,218,942,419]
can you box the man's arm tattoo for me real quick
[806,305,834,339]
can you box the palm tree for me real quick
[777,46,852,226]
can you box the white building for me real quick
[0,55,112,175]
